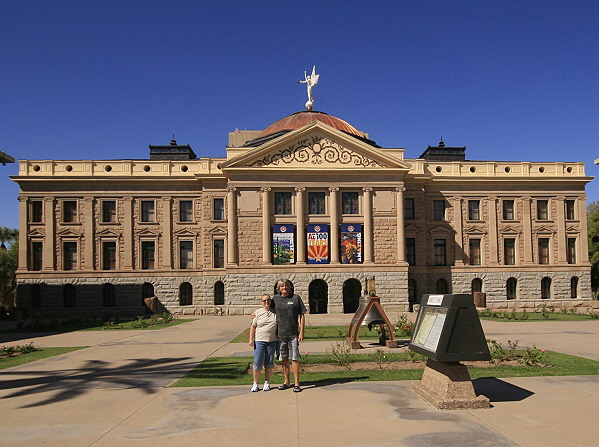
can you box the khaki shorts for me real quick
[278,337,300,361]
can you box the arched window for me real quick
[214,281,225,305]
[506,277,517,300]
[342,278,361,314]
[103,283,116,307]
[63,284,76,308]
[141,282,154,299]
[471,278,483,294]
[179,282,193,306]
[541,277,552,299]
[308,279,328,314]
[435,278,448,294]
[570,276,579,299]
[31,284,42,309]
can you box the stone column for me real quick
[488,197,499,265]
[17,197,28,271]
[295,187,306,264]
[43,198,55,271]
[578,195,590,263]
[363,187,374,264]
[452,196,464,266]
[261,188,272,264]
[329,187,340,264]
[522,197,534,264]
[396,187,406,264]
[122,197,134,270]
[162,197,173,269]
[226,187,238,266]
[83,197,95,270]
[556,197,567,264]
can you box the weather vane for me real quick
[298,66,319,111]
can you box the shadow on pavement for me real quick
[473,377,534,402]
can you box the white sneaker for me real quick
[251,382,259,392]
[263,381,270,391]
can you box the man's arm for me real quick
[298,313,305,342]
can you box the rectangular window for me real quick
[141,241,155,269]
[433,200,446,220]
[179,240,193,269]
[213,198,224,220]
[565,200,576,220]
[102,242,116,270]
[213,239,225,268]
[179,200,193,222]
[275,192,292,215]
[30,201,43,223]
[433,239,446,266]
[308,192,326,214]
[63,241,77,270]
[406,238,416,266]
[538,238,550,264]
[62,201,77,223]
[537,200,548,220]
[141,201,155,222]
[567,238,576,264]
[469,239,481,265]
[504,238,515,265]
[102,201,117,223]
[342,192,359,214]
[31,241,43,271]
[468,200,480,220]
[404,198,415,219]
[503,200,515,220]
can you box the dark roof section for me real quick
[0,150,15,165]
[419,139,466,161]
[242,129,381,148]
[149,137,197,160]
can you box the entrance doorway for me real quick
[342,278,361,313]
[308,279,328,314]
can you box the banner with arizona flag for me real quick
[272,224,295,265]
[340,224,362,264]
[307,224,329,264]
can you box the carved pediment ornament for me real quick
[246,136,385,168]
[208,225,227,235]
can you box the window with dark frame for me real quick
[30,201,43,223]
[341,192,359,214]
[103,283,116,307]
[102,200,117,223]
[213,198,225,220]
[565,200,576,220]
[570,276,578,298]
[406,238,416,266]
[567,238,576,264]
[141,241,155,269]
[433,200,445,220]
[506,277,517,300]
[404,198,415,219]
[179,240,193,269]
[213,239,225,268]
[468,200,480,220]
[179,282,193,306]
[214,281,225,305]
[102,241,116,270]
[275,192,292,215]
[63,241,77,270]
[503,200,514,220]
[308,192,326,214]
[433,239,446,266]
[537,200,548,220]
[538,238,550,264]
[31,284,42,308]
[179,200,193,222]
[141,200,155,222]
[63,284,76,308]
[62,200,77,223]
[504,238,515,265]
[541,277,551,299]
[31,241,43,271]
[469,239,481,265]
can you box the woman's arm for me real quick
[249,324,256,346]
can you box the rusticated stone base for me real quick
[412,358,490,410]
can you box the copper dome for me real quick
[258,111,362,138]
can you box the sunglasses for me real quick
[262,299,271,303]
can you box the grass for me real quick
[479,311,598,322]
[230,325,401,343]
[171,350,599,387]
[1,318,193,333]
[0,347,86,370]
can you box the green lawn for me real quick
[171,350,599,387]
[0,347,86,370]
[479,311,599,322]
[230,325,406,343]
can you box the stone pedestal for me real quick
[412,358,490,410]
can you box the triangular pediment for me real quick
[404,224,420,233]
[220,121,411,172]
[208,225,227,235]
[565,225,578,233]
[57,229,81,237]
[534,225,554,234]
[174,229,199,237]
[429,225,452,235]
[136,229,160,237]
[499,226,520,235]
[28,229,45,237]
[97,229,120,237]
[464,226,487,235]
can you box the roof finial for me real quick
[298,66,319,111]
[171,134,177,146]
[439,137,445,147]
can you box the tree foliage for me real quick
[0,227,18,308]
[588,201,599,297]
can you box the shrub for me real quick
[327,340,352,370]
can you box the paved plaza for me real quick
[1,314,598,446]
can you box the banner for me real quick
[340,224,362,264]
[307,224,329,264]
[272,224,295,264]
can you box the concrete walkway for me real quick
[1,314,598,446]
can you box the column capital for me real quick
[362,187,373,193]
[395,187,406,193]
[123,196,134,202]
[83,196,94,202]
[226,186,237,193]
[328,187,339,193]
[260,187,272,193]
[44,197,54,203]
[18,196,28,203]
[294,187,306,193]
[162,196,172,202]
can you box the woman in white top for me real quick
[248,294,277,392]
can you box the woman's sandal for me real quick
[293,386,302,392]
[278,383,291,390]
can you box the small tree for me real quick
[0,227,19,309]
[588,202,599,298]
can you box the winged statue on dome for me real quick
[298,66,319,111]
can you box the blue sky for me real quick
[1,0,598,230]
